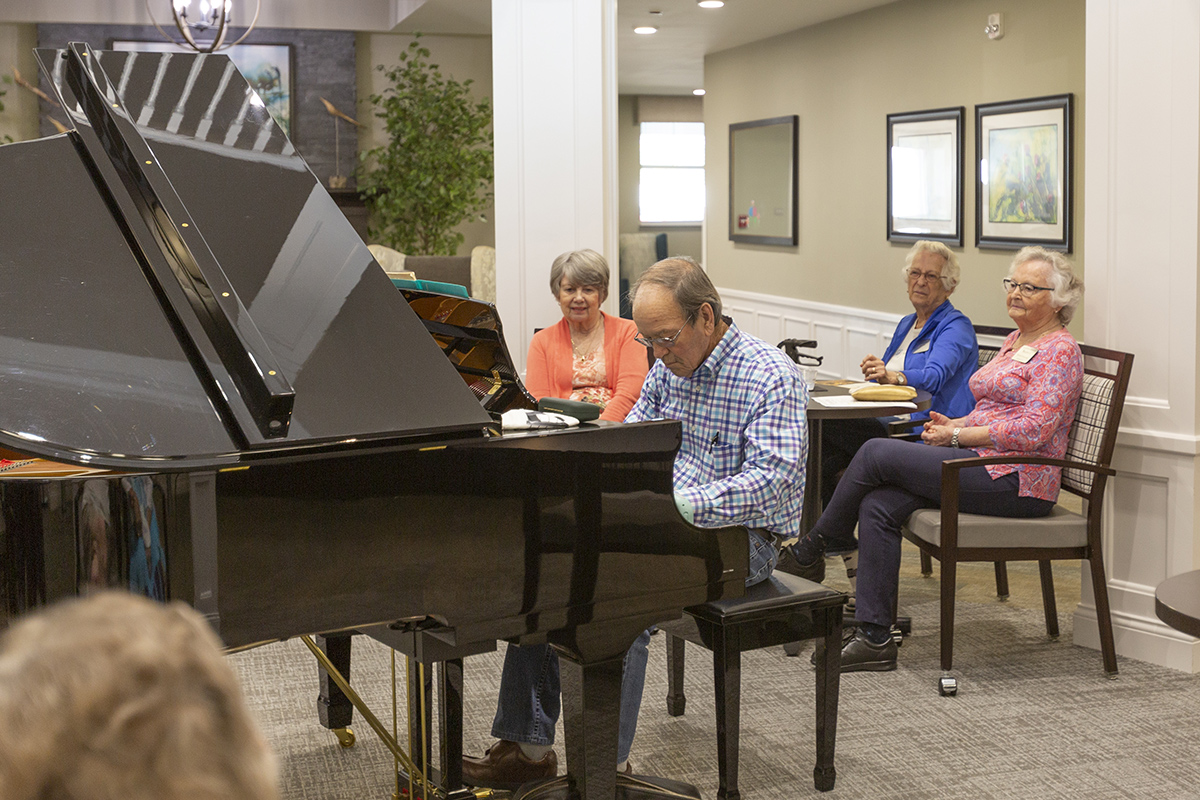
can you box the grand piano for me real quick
[0,43,747,799]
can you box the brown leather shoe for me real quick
[462,740,558,790]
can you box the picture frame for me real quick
[886,106,963,246]
[729,115,798,246]
[975,93,1073,251]
[109,40,295,137]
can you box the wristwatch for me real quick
[951,427,961,448]
[896,372,907,385]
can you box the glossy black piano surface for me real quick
[0,42,747,800]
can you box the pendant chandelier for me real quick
[145,0,261,53]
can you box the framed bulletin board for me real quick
[729,115,798,246]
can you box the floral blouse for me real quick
[570,347,613,409]
[962,328,1082,501]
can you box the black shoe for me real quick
[840,628,897,673]
[776,542,825,583]
[811,625,856,666]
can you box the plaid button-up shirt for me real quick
[626,321,807,537]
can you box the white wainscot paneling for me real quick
[812,323,845,379]
[1106,469,1169,594]
[719,287,902,381]
[755,311,783,346]
[723,302,759,335]
[1073,446,1200,672]
[781,314,814,344]
[845,327,882,378]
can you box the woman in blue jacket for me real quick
[780,240,977,583]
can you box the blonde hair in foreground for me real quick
[0,592,279,800]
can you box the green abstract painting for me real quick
[987,124,1058,224]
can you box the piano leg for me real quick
[558,654,623,800]
[316,633,356,747]
[438,658,466,791]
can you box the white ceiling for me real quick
[394,0,902,95]
[614,0,900,95]
[2,0,901,95]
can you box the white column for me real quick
[491,0,619,375]
[1081,0,1200,671]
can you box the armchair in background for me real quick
[367,244,496,304]
[618,233,667,318]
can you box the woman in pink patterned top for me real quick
[784,246,1083,673]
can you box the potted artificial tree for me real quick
[359,36,493,256]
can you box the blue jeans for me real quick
[490,528,778,762]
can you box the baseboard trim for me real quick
[1074,603,1200,673]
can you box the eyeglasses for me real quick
[906,269,943,285]
[1002,278,1053,297]
[559,283,601,298]
[634,313,695,349]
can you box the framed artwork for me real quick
[110,40,294,136]
[887,106,963,246]
[975,94,1073,251]
[729,115,798,246]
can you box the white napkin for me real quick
[500,409,581,431]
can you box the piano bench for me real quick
[657,572,845,796]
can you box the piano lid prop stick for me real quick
[300,635,426,781]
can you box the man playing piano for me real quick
[464,257,808,788]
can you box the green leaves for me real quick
[359,35,493,255]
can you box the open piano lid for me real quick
[0,43,491,470]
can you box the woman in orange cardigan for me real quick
[525,250,649,422]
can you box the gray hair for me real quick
[0,592,280,800]
[1009,246,1083,324]
[629,256,723,322]
[549,249,610,302]
[901,240,960,291]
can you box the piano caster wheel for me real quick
[938,675,958,697]
[782,640,805,657]
[333,727,356,748]
[891,626,903,647]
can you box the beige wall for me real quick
[617,94,702,264]
[356,32,495,255]
[703,0,1085,335]
[0,24,43,144]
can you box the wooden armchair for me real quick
[900,344,1133,696]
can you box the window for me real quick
[639,121,705,225]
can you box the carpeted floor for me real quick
[228,542,1200,799]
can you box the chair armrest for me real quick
[930,454,1115,550]
[938,454,1115,478]
[886,419,919,438]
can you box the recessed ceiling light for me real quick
[698,0,725,8]
[693,89,706,96]
[634,26,658,34]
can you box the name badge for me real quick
[913,341,931,354]
[1012,345,1037,363]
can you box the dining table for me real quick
[1155,570,1200,638]
[802,381,932,535]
